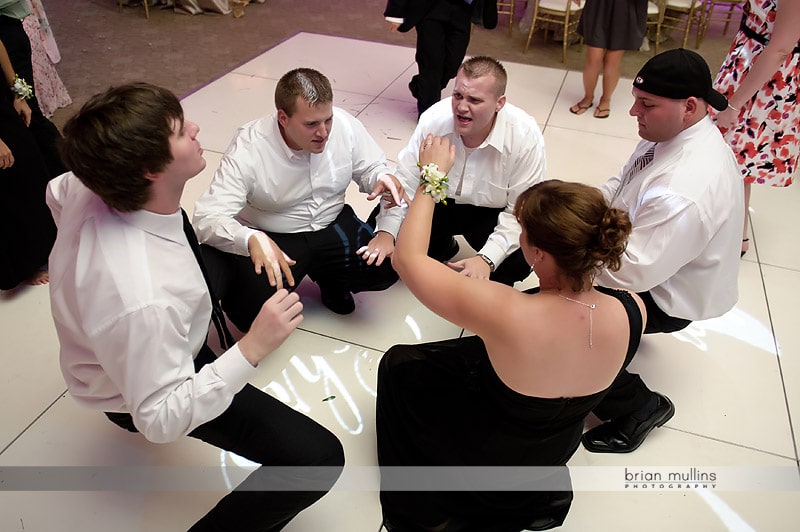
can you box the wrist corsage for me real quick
[418,162,449,204]
[11,75,33,100]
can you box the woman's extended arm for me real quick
[392,135,520,334]
[391,134,455,275]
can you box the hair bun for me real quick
[593,208,632,273]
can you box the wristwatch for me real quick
[477,253,495,272]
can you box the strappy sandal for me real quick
[594,107,610,119]
[569,101,593,115]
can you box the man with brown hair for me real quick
[193,68,404,325]
[49,82,344,531]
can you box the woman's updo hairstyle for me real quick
[514,180,632,291]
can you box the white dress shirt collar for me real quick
[658,114,712,151]
[483,108,509,153]
[119,208,185,246]
[443,106,509,153]
[266,117,309,162]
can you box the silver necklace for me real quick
[558,294,596,348]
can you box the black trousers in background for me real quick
[202,204,398,332]
[107,345,345,532]
[591,290,692,420]
[412,0,473,116]
[427,199,532,287]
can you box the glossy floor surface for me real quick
[2,33,799,531]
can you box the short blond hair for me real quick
[274,68,333,116]
[460,56,507,97]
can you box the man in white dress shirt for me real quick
[48,83,344,531]
[393,56,546,286]
[193,68,403,326]
[583,49,744,454]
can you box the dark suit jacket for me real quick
[384,0,497,33]
[384,0,437,32]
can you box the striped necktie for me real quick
[181,209,234,350]
[611,144,656,204]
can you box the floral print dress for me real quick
[714,0,799,187]
[22,0,71,118]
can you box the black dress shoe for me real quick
[408,77,419,100]
[444,237,459,261]
[428,237,460,262]
[582,393,675,453]
[320,287,355,315]
[104,412,138,433]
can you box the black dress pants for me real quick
[427,199,531,287]
[107,345,345,532]
[201,204,398,332]
[591,290,692,420]
[412,0,473,116]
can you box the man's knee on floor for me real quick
[317,429,345,469]
[299,430,344,492]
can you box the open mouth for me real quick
[456,114,472,126]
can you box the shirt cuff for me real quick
[214,342,259,389]
[375,205,403,238]
[236,227,259,256]
[385,16,403,24]
[478,242,505,268]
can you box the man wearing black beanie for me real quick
[584,49,745,454]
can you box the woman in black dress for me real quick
[378,135,646,531]
[0,7,65,178]
[0,38,56,289]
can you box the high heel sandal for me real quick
[740,238,749,258]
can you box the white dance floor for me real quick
[1,32,799,531]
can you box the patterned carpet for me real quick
[46,0,736,129]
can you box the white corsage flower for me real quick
[418,163,449,204]
[11,75,33,100]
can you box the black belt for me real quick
[739,14,800,53]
